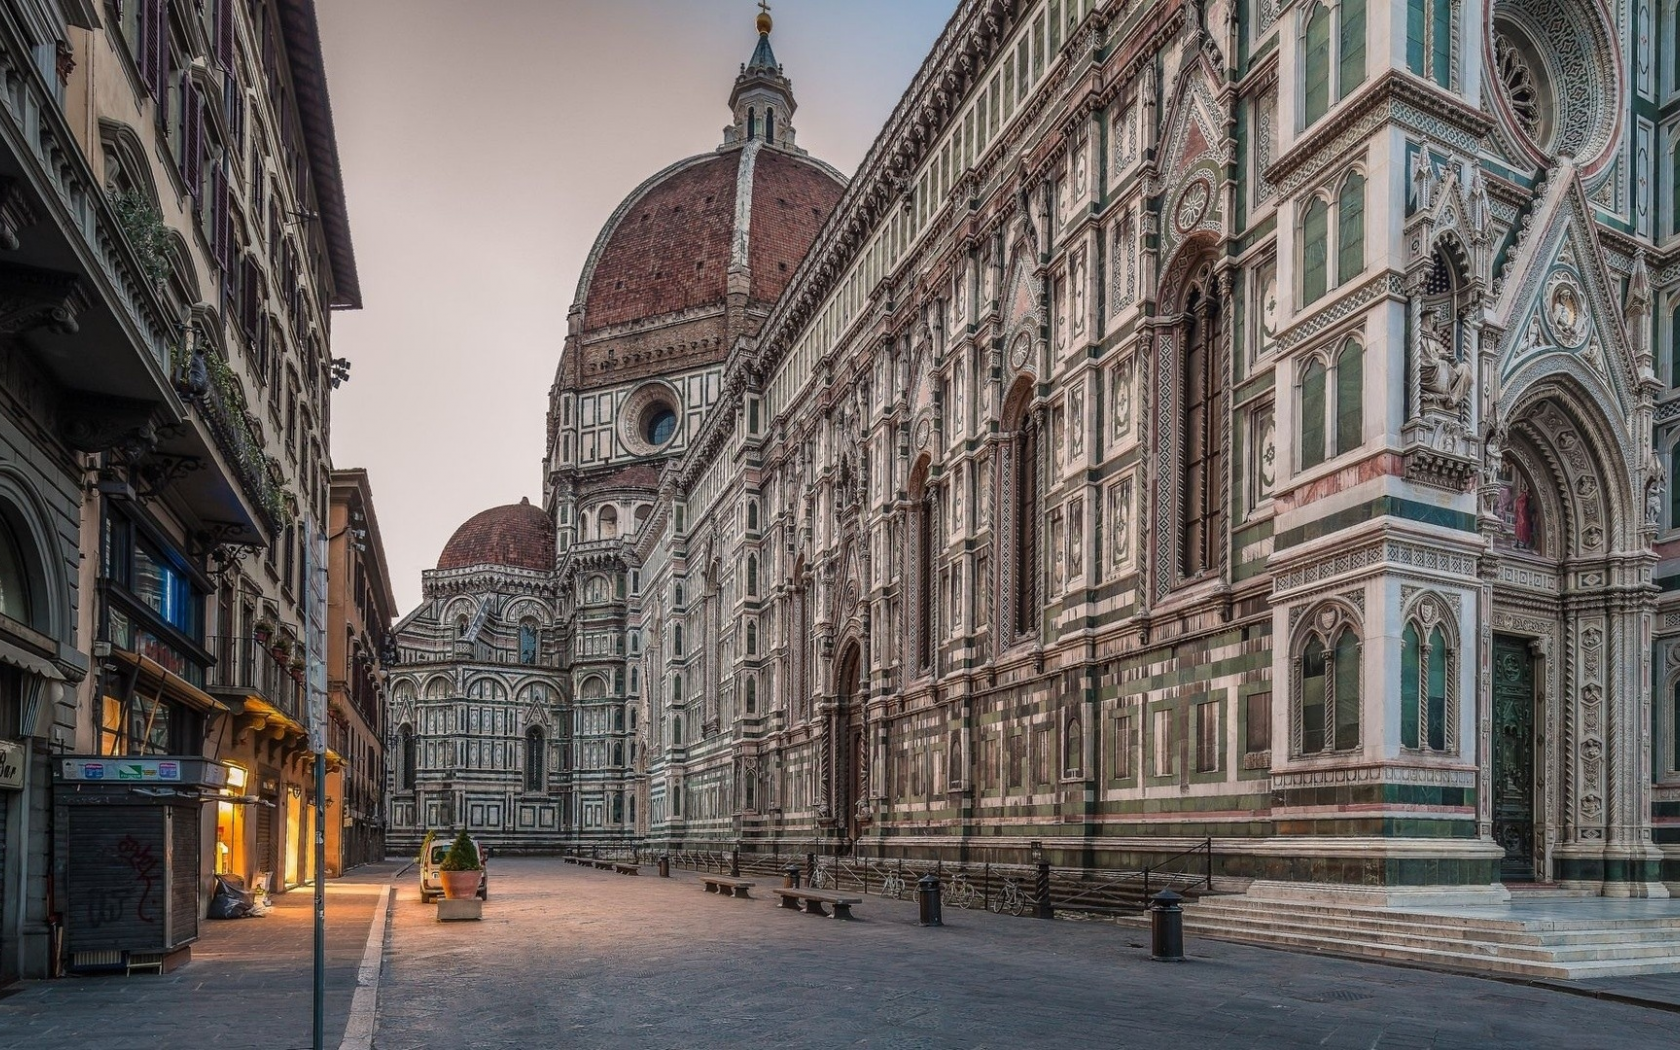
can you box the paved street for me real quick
[0,862,399,1050]
[374,857,1676,1050]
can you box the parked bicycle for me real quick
[879,867,907,900]
[988,874,1026,916]
[809,860,834,890]
[944,869,977,910]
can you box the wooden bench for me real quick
[773,887,861,919]
[612,863,639,876]
[701,875,756,898]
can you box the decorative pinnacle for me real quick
[757,0,772,35]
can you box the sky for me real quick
[317,0,953,616]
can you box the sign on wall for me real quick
[0,738,23,790]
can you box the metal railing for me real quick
[208,634,305,723]
[666,840,1219,918]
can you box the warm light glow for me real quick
[226,764,249,790]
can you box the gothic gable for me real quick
[1154,50,1230,274]
[1490,166,1636,418]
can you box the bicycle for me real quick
[809,861,834,890]
[988,874,1026,916]
[944,870,977,910]
[879,867,907,900]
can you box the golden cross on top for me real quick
[758,0,772,17]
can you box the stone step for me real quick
[1180,913,1680,964]
[1186,901,1680,948]
[1171,917,1680,979]
[1190,896,1680,934]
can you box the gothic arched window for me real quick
[1302,0,1366,128]
[399,725,416,790]
[747,106,757,140]
[1010,399,1039,639]
[744,675,756,714]
[910,460,934,671]
[673,624,684,656]
[1063,716,1083,778]
[766,107,776,142]
[525,727,544,791]
[518,618,539,665]
[1401,598,1457,752]
[1337,172,1366,284]
[1406,0,1454,88]
[1180,281,1224,579]
[746,555,758,596]
[1294,604,1362,756]
[1299,338,1364,470]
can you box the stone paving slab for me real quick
[373,857,1677,1050]
[0,862,400,1050]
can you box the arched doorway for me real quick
[833,641,864,846]
[1486,382,1653,889]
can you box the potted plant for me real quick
[438,831,482,900]
[252,618,275,646]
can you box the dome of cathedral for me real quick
[569,19,844,339]
[437,498,554,573]
[573,147,844,336]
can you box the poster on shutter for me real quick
[0,738,23,790]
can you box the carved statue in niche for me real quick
[1493,458,1541,552]
[1419,307,1473,411]
[1644,450,1666,529]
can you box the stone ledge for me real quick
[437,899,483,922]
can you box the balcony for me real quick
[169,348,295,538]
[208,634,307,737]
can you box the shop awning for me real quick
[0,636,64,680]
[108,648,228,714]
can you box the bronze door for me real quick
[1491,635,1537,881]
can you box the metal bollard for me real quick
[1149,889,1185,962]
[731,849,740,877]
[806,852,815,884]
[658,854,670,878]
[916,874,943,927]
[783,864,801,889]
[1036,860,1053,920]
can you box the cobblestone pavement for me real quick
[373,857,1676,1050]
[0,862,400,1050]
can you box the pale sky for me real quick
[318,0,953,615]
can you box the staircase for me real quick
[1179,895,1680,979]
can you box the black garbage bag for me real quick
[208,873,255,919]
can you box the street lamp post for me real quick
[304,519,330,1050]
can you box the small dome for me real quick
[437,499,553,573]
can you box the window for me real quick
[672,715,683,746]
[1406,0,1454,88]
[1302,0,1366,127]
[400,726,416,789]
[746,500,759,531]
[1009,398,1040,638]
[525,727,545,791]
[746,555,758,597]
[598,505,618,540]
[1245,691,1272,755]
[1063,716,1083,778]
[1294,605,1361,756]
[912,464,935,670]
[673,625,684,656]
[744,676,757,714]
[1112,713,1134,780]
[518,619,539,665]
[1151,708,1176,777]
[1300,169,1365,304]
[1180,278,1225,579]
[746,620,757,655]
[1195,701,1220,773]
[1401,599,1456,752]
[0,514,34,625]
[1300,338,1364,469]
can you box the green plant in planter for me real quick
[107,188,172,285]
[439,830,482,872]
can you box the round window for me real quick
[644,407,677,446]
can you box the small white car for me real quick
[418,836,489,903]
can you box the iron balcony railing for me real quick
[208,634,305,725]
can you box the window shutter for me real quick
[148,0,170,102]
[215,0,235,70]
[241,257,261,334]
[214,164,232,272]
[184,78,204,199]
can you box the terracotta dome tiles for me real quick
[437,499,554,573]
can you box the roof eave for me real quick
[277,0,362,311]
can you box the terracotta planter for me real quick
[440,869,480,900]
